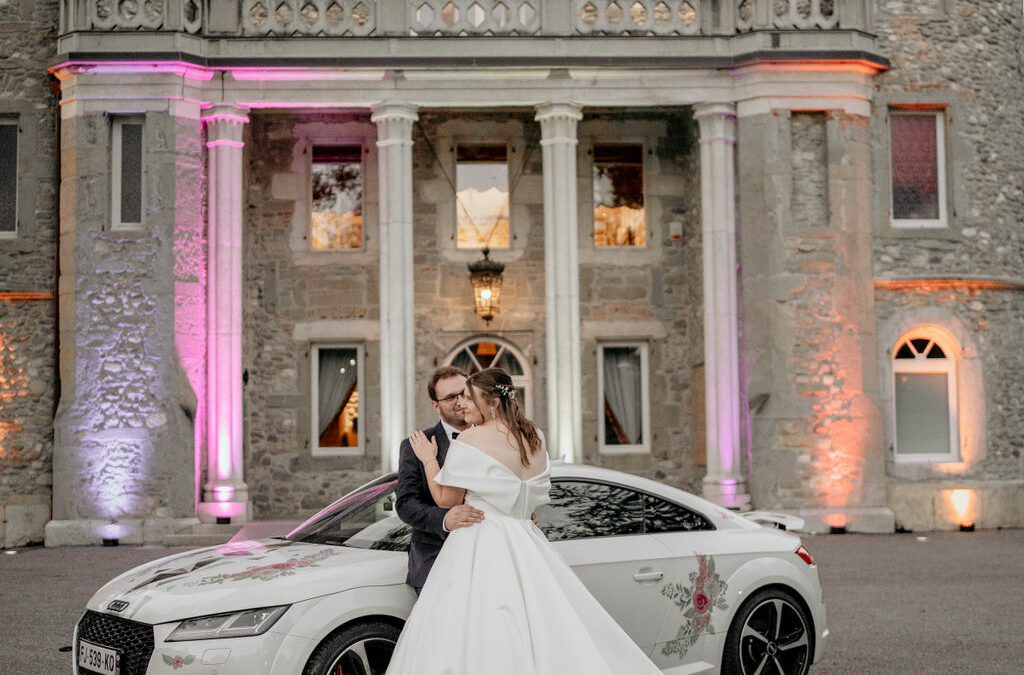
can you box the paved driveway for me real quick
[1,529,1021,674]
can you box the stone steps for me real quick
[160,520,302,548]
[162,523,242,548]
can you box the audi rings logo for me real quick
[106,600,130,613]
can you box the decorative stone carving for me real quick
[575,0,701,36]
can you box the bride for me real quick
[385,367,662,675]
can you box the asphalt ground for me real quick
[1,529,1021,674]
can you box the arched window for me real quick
[443,337,532,417]
[892,330,959,461]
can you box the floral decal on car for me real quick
[193,548,339,585]
[162,654,195,669]
[661,553,729,658]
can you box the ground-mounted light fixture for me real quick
[468,247,504,323]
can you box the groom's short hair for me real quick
[427,366,468,401]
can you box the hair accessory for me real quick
[496,383,516,400]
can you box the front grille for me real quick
[77,610,155,675]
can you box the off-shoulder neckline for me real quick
[449,438,550,482]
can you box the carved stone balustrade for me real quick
[58,0,875,37]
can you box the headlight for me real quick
[166,606,289,641]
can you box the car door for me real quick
[536,479,675,658]
[643,493,728,669]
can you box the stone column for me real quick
[201,104,250,522]
[535,102,583,462]
[371,103,418,472]
[696,102,750,509]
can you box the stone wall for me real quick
[243,111,383,518]
[577,111,705,493]
[740,109,885,516]
[0,0,59,546]
[865,0,1024,525]
[242,109,706,517]
[50,105,202,534]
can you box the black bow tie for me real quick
[451,432,459,439]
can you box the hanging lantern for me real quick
[467,247,504,323]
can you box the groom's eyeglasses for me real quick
[435,392,468,404]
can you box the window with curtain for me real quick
[111,116,144,230]
[892,333,958,461]
[0,121,16,236]
[313,345,362,454]
[598,343,650,453]
[456,144,510,249]
[593,144,645,247]
[311,145,363,250]
[890,110,947,227]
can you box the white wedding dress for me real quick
[385,439,663,675]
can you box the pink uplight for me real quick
[214,486,235,502]
[206,140,245,149]
[201,113,250,126]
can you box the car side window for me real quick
[535,480,644,541]
[643,494,713,533]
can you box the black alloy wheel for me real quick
[721,588,813,675]
[303,620,402,675]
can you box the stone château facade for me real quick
[0,0,1021,546]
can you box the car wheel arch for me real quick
[301,614,406,675]
[720,583,817,675]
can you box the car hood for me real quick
[87,539,406,625]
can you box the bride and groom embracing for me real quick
[388,365,662,674]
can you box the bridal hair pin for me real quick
[495,383,516,400]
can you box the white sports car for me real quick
[74,464,828,675]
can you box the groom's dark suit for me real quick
[395,420,452,591]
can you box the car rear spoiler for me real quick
[743,511,805,532]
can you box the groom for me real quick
[396,365,485,595]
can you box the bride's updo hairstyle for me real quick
[466,367,543,467]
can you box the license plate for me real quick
[78,639,120,675]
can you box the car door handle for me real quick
[633,569,664,582]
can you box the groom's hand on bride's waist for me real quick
[444,504,485,531]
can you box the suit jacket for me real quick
[395,420,452,589]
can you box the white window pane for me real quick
[311,146,362,250]
[895,372,950,455]
[891,114,940,221]
[0,123,16,233]
[593,144,644,247]
[317,348,359,448]
[602,346,643,445]
[119,123,143,224]
[456,145,509,249]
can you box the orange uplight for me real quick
[824,513,848,530]
[949,489,975,531]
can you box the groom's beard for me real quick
[438,406,470,431]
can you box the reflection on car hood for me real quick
[87,539,406,625]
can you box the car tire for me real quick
[302,620,402,675]
[721,587,813,675]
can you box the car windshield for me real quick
[284,474,412,551]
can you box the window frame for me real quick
[591,142,646,248]
[597,341,651,455]
[891,333,959,463]
[0,118,18,238]
[889,108,948,229]
[110,115,146,231]
[311,342,365,457]
[442,335,532,418]
[309,142,365,252]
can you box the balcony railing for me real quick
[60,0,873,37]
